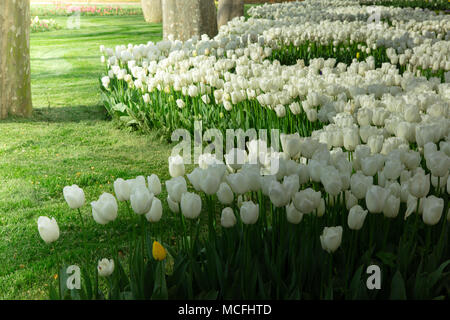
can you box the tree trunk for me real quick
[162,0,218,42]
[141,0,162,23]
[217,0,244,29]
[0,0,32,119]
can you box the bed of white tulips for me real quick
[37,0,450,299]
[99,0,448,137]
[40,133,449,299]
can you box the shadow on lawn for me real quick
[0,105,109,124]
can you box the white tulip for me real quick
[221,207,236,228]
[37,216,60,244]
[91,193,118,225]
[350,171,373,199]
[320,226,343,253]
[366,185,389,214]
[317,197,326,217]
[240,201,259,225]
[226,172,249,195]
[97,258,114,277]
[180,192,202,219]
[168,155,185,178]
[165,176,187,203]
[422,195,444,226]
[113,178,131,201]
[127,176,146,194]
[280,133,302,159]
[383,159,403,180]
[147,174,161,196]
[167,195,179,213]
[426,151,449,178]
[217,182,234,205]
[130,186,153,215]
[347,205,367,230]
[269,180,290,208]
[63,185,85,209]
[293,188,321,214]
[383,194,400,218]
[286,202,303,224]
[146,197,162,223]
[409,171,430,198]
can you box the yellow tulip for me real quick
[152,241,167,261]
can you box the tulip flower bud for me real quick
[167,195,179,213]
[283,174,300,200]
[165,176,187,203]
[308,159,323,183]
[402,151,421,170]
[286,202,303,224]
[168,155,185,178]
[345,190,358,210]
[187,167,203,191]
[91,193,118,225]
[281,133,302,159]
[383,159,404,180]
[240,201,259,224]
[176,99,185,109]
[226,172,250,195]
[221,207,237,228]
[200,169,222,195]
[293,188,321,214]
[350,171,373,199]
[343,127,360,151]
[366,185,389,214]
[317,198,326,217]
[321,166,342,196]
[320,226,343,253]
[367,135,384,154]
[98,258,114,277]
[422,195,444,226]
[37,216,60,244]
[347,205,367,230]
[127,176,146,194]
[152,241,167,261]
[180,192,202,219]
[242,164,261,192]
[409,171,430,198]
[361,154,384,177]
[217,182,234,205]
[113,178,131,201]
[147,174,161,196]
[146,197,162,223]
[63,185,85,209]
[383,194,400,218]
[130,186,153,215]
[269,180,290,208]
[426,151,449,178]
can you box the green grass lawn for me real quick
[0,15,176,299]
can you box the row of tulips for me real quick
[100,1,449,140]
[30,5,142,17]
[31,16,60,33]
[359,0,450,11]
[40,132,449,299]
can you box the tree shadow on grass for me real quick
[0,105,110,124]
